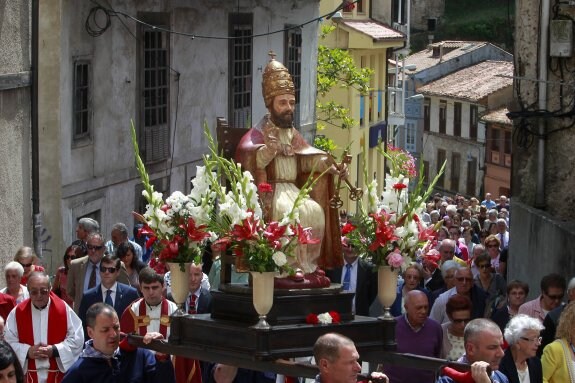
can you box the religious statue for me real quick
[235,52,344,288]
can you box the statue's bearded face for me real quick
[269,94,295,129]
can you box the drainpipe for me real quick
[31,0,42,259]
[535,0,549,208]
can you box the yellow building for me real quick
[319,0,405,214]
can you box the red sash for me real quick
[136,298,170,337]
[16,292,67,383]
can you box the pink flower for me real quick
[386,250,404,268]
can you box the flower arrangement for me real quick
[202,126,323,274]
[343,144,445,271]
[130,122,217,271]
[306,311,341,325]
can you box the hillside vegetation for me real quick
[411,0,514,52]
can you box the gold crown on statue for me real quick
[262,51,295,107]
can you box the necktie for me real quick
[188,294,197,314]
[342,264,352,291]
[88,263,97,289]
[105,289,113,306]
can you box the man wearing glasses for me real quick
[430,267,487,324]
[518,273,566,323]
[5,271,84,383]
[77,253,139,340]
[67,232,129,313]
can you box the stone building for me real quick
[481,107,512,197]
[0,1,33,273]
[509,0,575,295]
[37,0,323,272]
[418,60,513,197]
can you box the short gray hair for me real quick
[504,314,544,345]
[464,318,501,345]
[441,260,461,278]
[4,262,24,277]
[568,277,575,292]
[111,223,129,238]
[79,218,100,233]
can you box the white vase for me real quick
[250,271,276,329]
[377,265,399,320]
[167,262,191,316]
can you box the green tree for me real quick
[314,25,373,154]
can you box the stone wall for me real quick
[0,0,33,282]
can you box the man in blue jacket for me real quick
[78,253,139,339]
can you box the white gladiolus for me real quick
[272,251,287,267]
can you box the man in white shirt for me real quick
[5,271,84,383]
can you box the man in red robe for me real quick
[5,271,84,383]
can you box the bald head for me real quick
[404,290,429,328]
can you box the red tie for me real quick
[188,294,197,314]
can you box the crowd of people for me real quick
[0,190,569,383]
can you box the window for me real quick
[428,18,437,31]
[73,60,91,140]
[405,122,416,152]
[451,153,461,192]
[470,105,478,139]
[424,98,430,132]
[466,157,477,196]
[439,100,447,134]
[491,129,500,151]
[229,14,253,130]
[453,102,462,137]
[392,0,407,24]
[357,0,365,14]
[504,131,512,154]
[138,16,170,163]
[437,149,446,188]
[285,27,302,128]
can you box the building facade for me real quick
[38,0,322,272]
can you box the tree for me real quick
[314,25,373,154]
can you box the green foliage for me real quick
[313,135,338,155]
[315,25,373,132]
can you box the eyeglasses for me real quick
[451,318,471,324]
[520,336,542,344]
[545,293,564,301]
[478,264,491,269]
[486,244,499,249]
[19,263,33,268]
[87,244,104,251]
[455,277,473,282]
[29,288,50,296]
[100,266,118,273]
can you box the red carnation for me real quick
[341,222,356,235]
[393,183,407,190]
[329,311,341,323]
[306,313,319,325]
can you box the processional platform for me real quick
[169,283,397,361]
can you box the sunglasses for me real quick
[100,266,118,273]
[455,277,473,282]
[478,264,491,269]
[545,293,564,301]
[452,318,471,324]
[87,244,104,251]
[19,263,33,268]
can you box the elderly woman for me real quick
[499,314,544,383]
[389,264,427,317]
[484,234,505,275]
[441,294,472,361]
[541,300,575,382]
[13,246,44,285]
[0,262,29,304]
[474,253,507,316]
[429,261,460,306]
[491,280,530,333]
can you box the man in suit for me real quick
[67,232,130,312]
[325,240,376,316]
[173,263,211,383]
[78,253,139,339]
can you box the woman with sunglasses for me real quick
[12,247,44,286]
[541,301,575,382]
[441,294,472,361]
[474,253,507,317]
[52,245,82,306]
[484,235,506,276]
[500,314,544,383]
